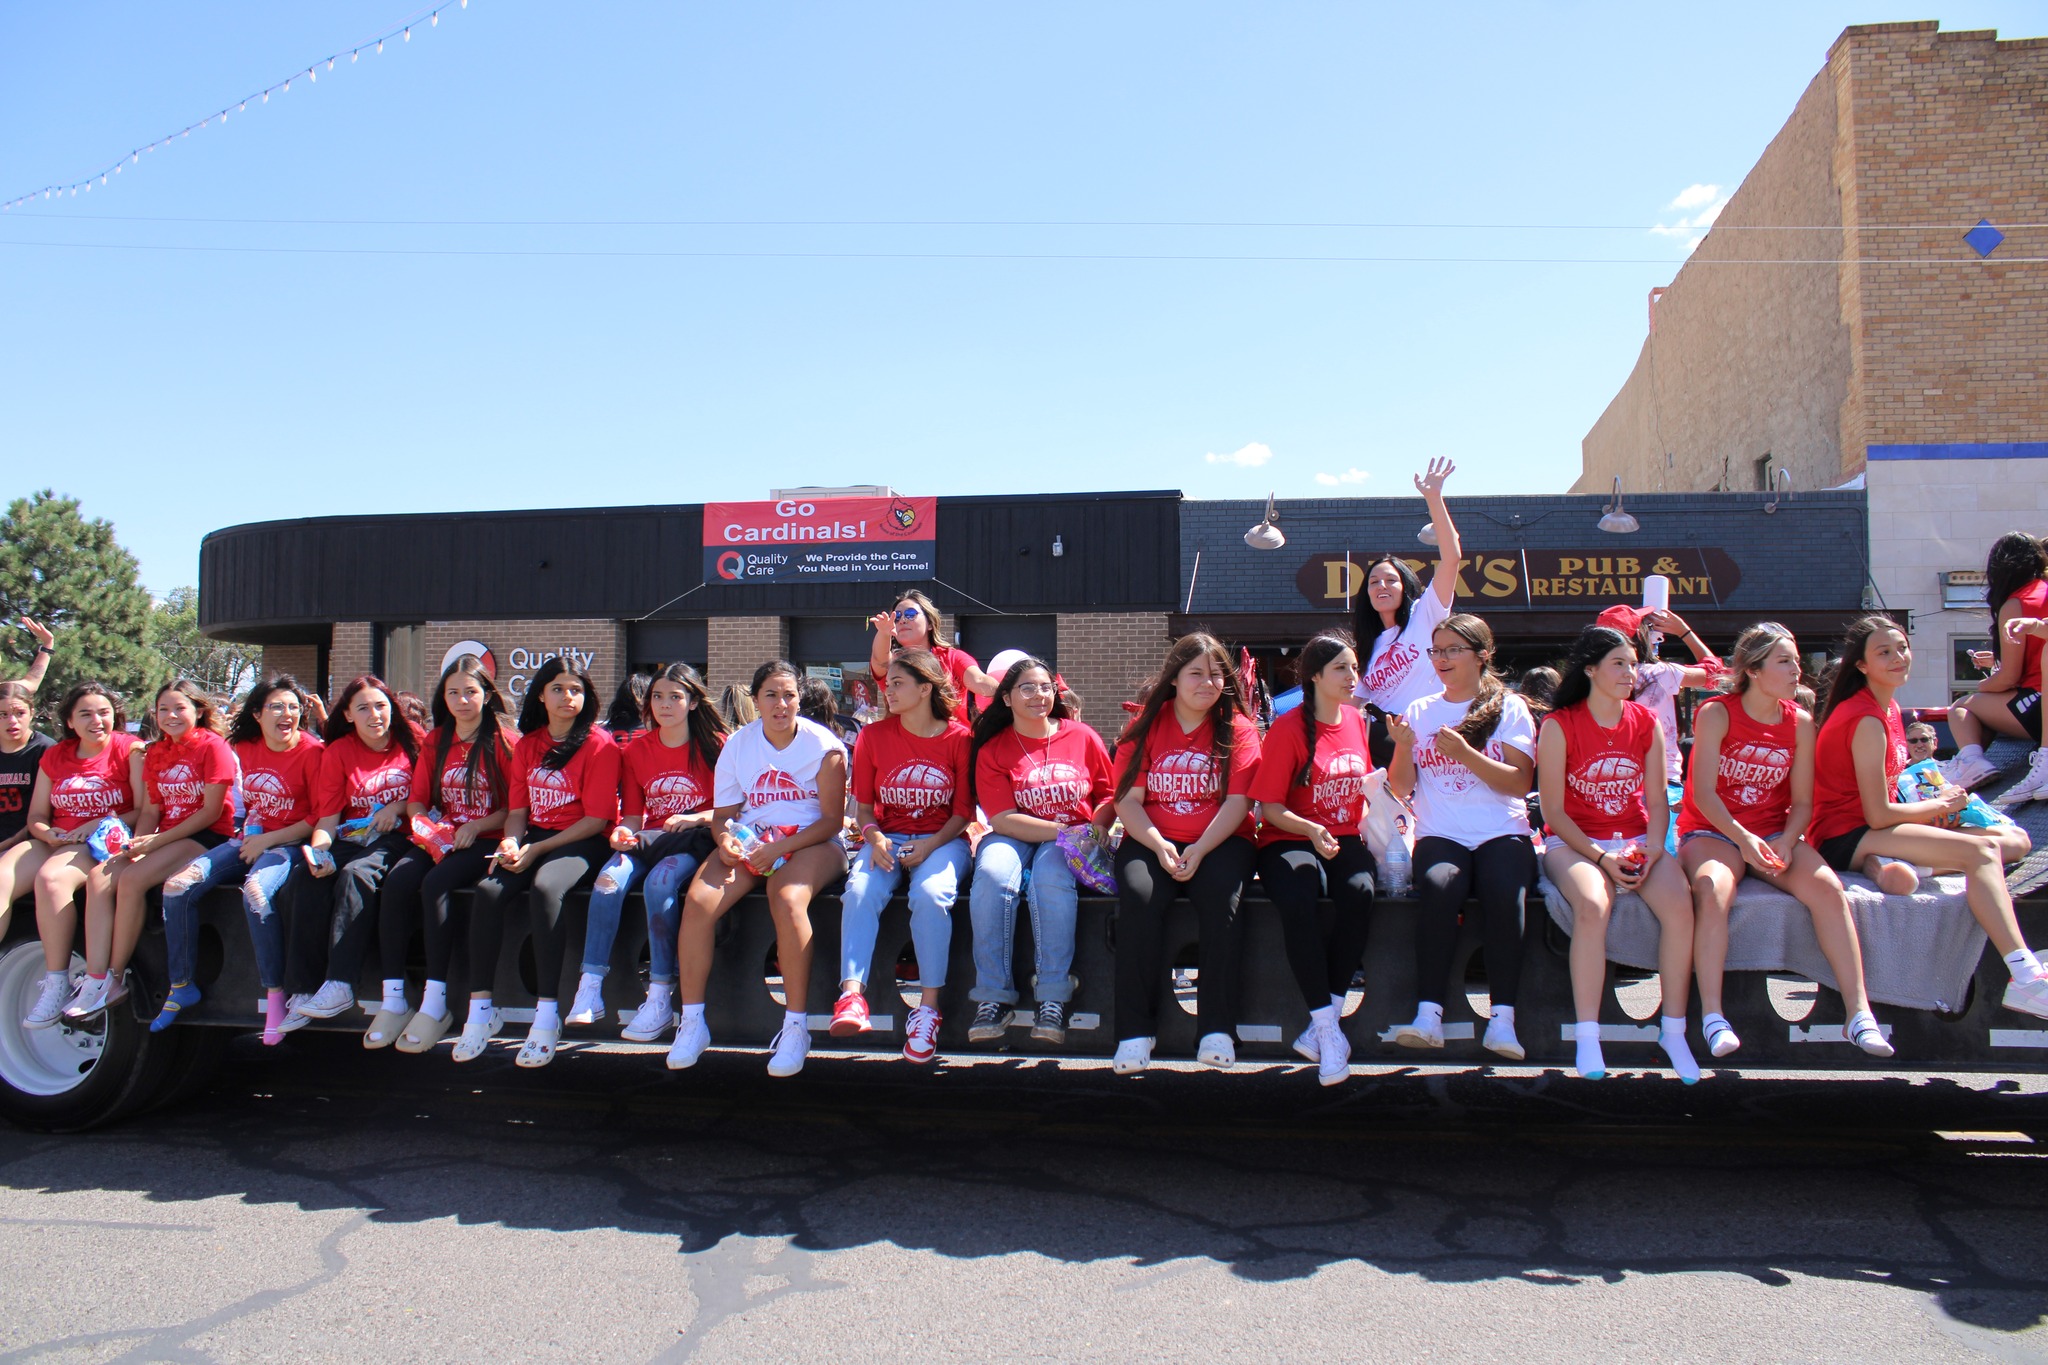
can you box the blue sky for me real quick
[3,2,2040,595]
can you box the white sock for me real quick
[1957,743,1984,762]
[1660,1015,1701,1081]
[1703,1010,1733,1036]
[783,1008,806,1030]
[644,981,674,1008]
[1309,1002,1340,1028]
[1414,1001,1443,1027]
[1491,1004,1515,1026]
[2006,949,2045,983]
[42,969,65,984]
[1574,1020,1605,1077]
[420,980,448,1019]
[465,995,494,1025]
[381,978,408,1013]
[531,1000,561,1031]
[681,1001,706,1023]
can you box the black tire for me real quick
[132,1025,230,1117]
[0,943,177,1133]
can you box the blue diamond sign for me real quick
[1964,218,2005,258]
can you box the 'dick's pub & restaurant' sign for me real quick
[704,496,938,584]
[1295,548,1742,610]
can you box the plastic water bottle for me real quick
[1381,815,1412,896]
[234,819,263,849]
[730,821,787,876]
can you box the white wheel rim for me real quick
[0,943,107,1097]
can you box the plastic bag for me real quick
[85,817,130,863]
[409,811,458,863]
[1055,822,1118,894]
[1896,759,2015,831]
[1358,768,1414,866]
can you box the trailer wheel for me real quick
[0,942,171,1132]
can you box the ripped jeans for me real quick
[581,844,701,984]
[162,840,298,989]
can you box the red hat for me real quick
[1596,604,1646,637]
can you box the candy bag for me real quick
[85,817,130,863]
[1896,759,2016,831]
[1055,822,1118,894]
[409,811,458,863]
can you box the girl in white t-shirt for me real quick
[1385,613,1539,1061]
[1353,458,1464,766]
[667,660,848,1080]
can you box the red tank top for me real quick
[1677,694,1797,837]
[1549,699,1656,840]
[2016,578,2047,691]
[1808,688,1906,845]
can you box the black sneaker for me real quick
[1031,999,1067,1045]
[967,1000,1009,1043]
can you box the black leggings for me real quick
[1412,834,1536,1011]
[321,831,430,986]
[1255,835,1378,1008]
[389,841,495,984]
[468,835,607,1002]
[1113,835,1255,1040]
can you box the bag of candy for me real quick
[85,817,130,863]
[1055,822,1119,895]
[409,811,458,863]
[1896,759,2016,831]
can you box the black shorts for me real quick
[1817,826,1869,873]
[2012,689,2042,744]
[189,829,230,851]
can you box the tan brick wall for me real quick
[1577,22,2048,493]
[1054,611,1171,745]
[258,643,321,693]
[706,616,790,698]
[328,623,373,705]
[418,619,626,712]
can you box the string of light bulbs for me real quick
[1,0,470,215]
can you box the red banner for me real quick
[702,496,937,583]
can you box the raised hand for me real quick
[1414,457,1455,500]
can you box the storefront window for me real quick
[1951,634,1994,700]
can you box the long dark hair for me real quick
[969,656,1072,805]
[1352,554,1424,641]
[1112,633,1247,800]
[426,654,512,812]
[227,674,306,746]
[1292,631,1357,787]
[887,648,958,724]
[1985,532,2048,624]
[153,679,226,737]
[1435,614,1508,747]
[55,681,127,742]
[516,657,599,770]
[1549,627,1634,715]
[323,674,421,763]
[605,672,652,734]
[644,662,729,772]
[1818,615,1907,723]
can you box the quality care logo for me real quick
[715,550,746,581]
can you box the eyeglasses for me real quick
[261,702,300,715]
[1012,682,1057,697]
[893,608,923,621]
[1425,646,1474,660]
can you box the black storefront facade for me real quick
[200,486,1870,733]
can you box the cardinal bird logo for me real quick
[887,498,919,534]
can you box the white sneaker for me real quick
[24,972,71,1030]
[1994,749,2048,806]
[295,980,355,1019]
[1196,1032,1236,1068]
[1392,1012,1445,1049]
[766,1017,809,1077]
[1112,1036,1153,1075]
[274,995,316,1034]
[2003,975,2048,1022]
[565,973,608,1027]
[450,1006,503,1063]
[1705,1018,1742,1058]
[61,974,110,1020]
[1942,752,1999,791]
[1315,1021,1351,1086]
[667,1013,711,1070]
[1291,1024,1321,1063]
[621,996,675,1043]
[1482,1014,1524,1061]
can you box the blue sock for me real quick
[150,982,202,1033]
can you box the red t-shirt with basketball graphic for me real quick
[1677,695,1798,838]
[234,734,324,831]
[143,729,237,837]
[40,732,140,833]
[1809,687,1907,846]
[1547,699,1657,840]
[410,728,514,827]
[2015,578,2048,691]
[316,733,420,823]
[853,714,974,837]
[508,726,622,832]
[1114,712,1262,844]
[1247,706,1375,848]
[621,729,719,826]
[974,722,1113,829]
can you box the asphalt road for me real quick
[2,1034,2047,1363]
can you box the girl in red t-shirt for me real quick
[1809,615,2048,1023]
[284,675,424,1034]
[22,683,141,1030]
[457,658,622,1069]
[1943,533,2047,789]
[964,656,1114,1050]
[1249,632,1375,1087]
[574,661,729,1048]
[1680,624,1890,1059]
[1537,626,1697,1084]
[834,649,975,1062]
[1108,633,1261,1075]
[866,589,996,718]
[382,655,519,1054]
[223,675,323,1042]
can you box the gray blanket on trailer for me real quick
[1538,871,1987,1014]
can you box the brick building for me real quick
[1575,20,2047,706]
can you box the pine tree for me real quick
[0,490,160,714]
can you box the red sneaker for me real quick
[903,1004,941,1063]
[828,990,871,1037]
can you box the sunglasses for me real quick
[893,608,923,622]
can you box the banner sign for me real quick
[1295,548,1741,610]
[703,496,937,584]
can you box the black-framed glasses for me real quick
[1425,646,1474,660]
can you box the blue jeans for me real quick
[239,848,300,990]
[583,846,700,983]
[969,835,1079,1005]
[161,841,251,986]
[838,838,967,991]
